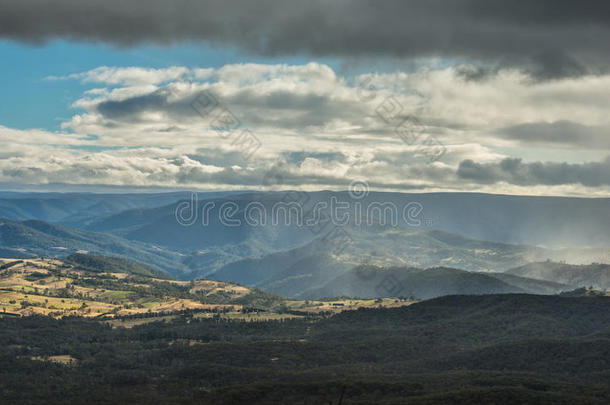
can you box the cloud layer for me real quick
[2,1,610,77]
[1,62,609,195]
[458,157,610,187]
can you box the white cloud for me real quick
[3,62,610,195]
[50,66,191,86]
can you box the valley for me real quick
[4,6,610,402]
[0,192,608,404]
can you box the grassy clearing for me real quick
[30,355,78,365]
[106,315,178,328]
[286,297,414,313]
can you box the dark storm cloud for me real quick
[92,85,369,131]
[96,93,168,120]
[457,157,610,187]
[283,151,347,165]
[498,121,610,149]
[2,0,610,77]
[95,88,218,122]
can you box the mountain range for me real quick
[2,191,609,248]
[0,191,608,300]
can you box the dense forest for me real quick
[1,294,609,404]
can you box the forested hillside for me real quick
[0,294,608,404]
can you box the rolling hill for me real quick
[0,219,191,277]
[63,253,171,279]
[505,261,610,290]
[0,255,411,319]
[299,265,574,300]
[482,271,574,294]
[207,229,562,297]
[0,255,287,318]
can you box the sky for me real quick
[0,0,609,196]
